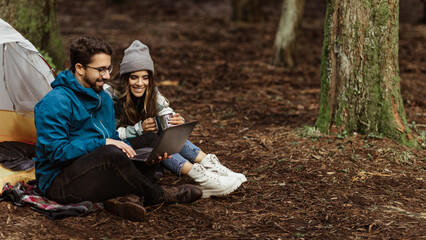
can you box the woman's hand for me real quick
[145,152,171,166]
[169,113,185,126]
[142,118,158,133]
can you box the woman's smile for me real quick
[129,70,150,97]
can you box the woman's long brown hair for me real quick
[110,71,158,127]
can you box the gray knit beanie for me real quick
[120,40,154,76]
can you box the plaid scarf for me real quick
[1,181,103,220]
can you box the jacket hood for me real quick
[51,70,103,112]
[51,70,95,96]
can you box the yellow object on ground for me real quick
[0,165,35,193]
[0,110,37,143]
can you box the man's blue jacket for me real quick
[34,70,121,194]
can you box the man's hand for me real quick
[145,152,171,166]
[105,139,136,158]
[142,118,158,133]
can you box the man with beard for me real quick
[34,36,201,221]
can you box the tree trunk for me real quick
[0,0,65,70]
[272,0,305,67]
[232,0,264,22]
[316,0,416,146]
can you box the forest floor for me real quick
[0,0,425,239]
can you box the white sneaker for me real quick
[200,154,247,183]
[187,163,242,198]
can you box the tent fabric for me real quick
[0,18,53,188]
[0,111,37,142]
[0,18,55,142]
[0,19,37,51]
[1,44,53,112]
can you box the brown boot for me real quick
[104,194,146,222]
[157,184,202,204]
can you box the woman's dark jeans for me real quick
[45,133,163,204]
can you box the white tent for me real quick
[0,18,55,142]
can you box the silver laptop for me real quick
[131,121,198,162]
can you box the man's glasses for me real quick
[85,65,114,76]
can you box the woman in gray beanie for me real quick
[105,40,246,198]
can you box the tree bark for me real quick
[272,0,305,67]
[316,0,416,146]
[0,0,65,70]
[232,0,264,22]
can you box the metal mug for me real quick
[154,113,173,133]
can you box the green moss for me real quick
[375,1,391,28]
[361,0,372,8]
[315,0,333,133]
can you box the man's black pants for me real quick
[45,133,163,204]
